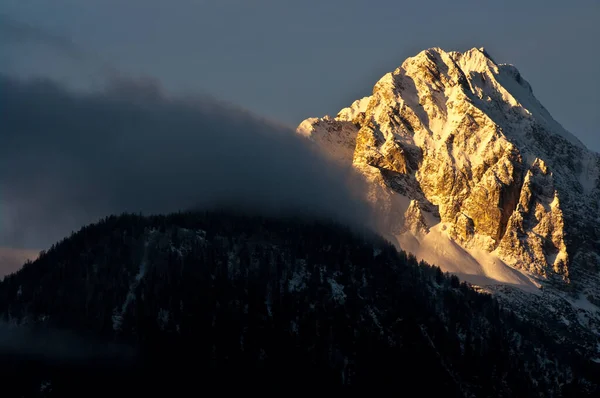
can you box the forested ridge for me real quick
[0,212,597,396]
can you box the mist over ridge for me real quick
[0,73,372,254]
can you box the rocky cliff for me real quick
[298,47,600,353]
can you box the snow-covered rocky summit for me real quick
[298,47,600,352]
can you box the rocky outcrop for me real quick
[497,159,569,280]
[402,200,429,236]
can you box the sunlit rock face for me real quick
[297,47,600,302]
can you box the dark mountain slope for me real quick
[0,212,597,396]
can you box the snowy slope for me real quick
[399,223,541,292]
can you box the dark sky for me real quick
[1,0,598,151]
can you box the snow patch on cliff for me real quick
[398,224,541,293]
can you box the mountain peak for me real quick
[476,46,495,61]
[405,46,497,70]
[297,45,599,298]
[297,45,600,356]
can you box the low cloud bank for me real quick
[0,74,372,252]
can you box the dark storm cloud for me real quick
[0,74,372,250]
